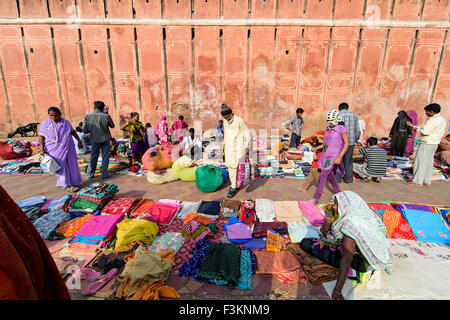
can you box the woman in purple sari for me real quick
[309,110,349,204]
[39,107,83,193]
[404,110,418,157]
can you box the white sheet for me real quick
[323,239,450,300]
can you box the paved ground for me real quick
[2,170,449,206]
[2,168,449,300]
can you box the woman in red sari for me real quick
[0,185,70,300]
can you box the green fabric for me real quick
[197,243,241,288]
[47,228,67,241]
[180,224,206,239]
[195,165,223,193]
[70,197,100,211]
[206,223,219,234]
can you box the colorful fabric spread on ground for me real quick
[11,179,450,300]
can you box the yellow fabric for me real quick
[115,218,159,252]
[115,247,175,299]
[172,156,197,181]
[223,115,251,169]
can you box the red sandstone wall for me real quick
[0,0,449,138]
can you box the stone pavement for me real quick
[1,171,449,300]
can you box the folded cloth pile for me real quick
[148,232,186,254]
[41,195,72,213]
[129,199,156,220]
[16,196,47,223]
[181,213,218,241]
[252,220,289,238]
[67,183,119,213]
[69,214,124,245]
[274,201,309,223]
[297,201,326,226]
[114,218,159,253]
[223,216,252,243]
[255,199,276,222]
[176,201,201,220]
[101,198,142,216]
[197,201,221,218]
[54,214,96,238]
[33,207,71,240]
[75,183,119,205]
[115,246,178,300]
[239,200,256,227]
[221,199,240,218]
[149,201,181,225]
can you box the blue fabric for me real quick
[236,249,253,290]
[178,238,214,281]
[33,208,71,240]
[16,196,46,209]
[440,209,450,229]
[401,209,450,244]
[217,166,229,183]
[244,237,266,250]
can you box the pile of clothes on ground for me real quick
[15,183,450,299]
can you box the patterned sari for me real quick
[332,191,393,274]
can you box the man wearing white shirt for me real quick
[406,103,446,187]
[183,128,202,160]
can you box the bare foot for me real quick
[423,183,430,188]
[298,187,307,193]
[405,182,423,187]
[308,198,318,204]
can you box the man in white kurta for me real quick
[221,104,251,198]
[406,103,446,187]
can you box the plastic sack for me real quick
[40,154,61,173]
[146,168,179,184]
[236,156,251,189]
[172,155,197,181]
[195,165,223,193]
[142,144,173,172]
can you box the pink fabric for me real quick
[70,214,124,243]
[404,110,418,157]
[156,115,169,145]
[150,202,180,225]
[101,198,140,215]
[298,201,326,226]
[226,223,252,240]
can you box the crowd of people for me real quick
[37,100,447,201]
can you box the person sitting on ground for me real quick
[145,122,159,148]
[435,133,450,166]
[110,138,118,157]
[320,191,393,300]
[353,137,387,183]
[278,134,290,162]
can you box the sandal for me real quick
[81,268,119,296]
[73,267,103,282]
[65,186,80,193]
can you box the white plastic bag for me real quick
[40,154,61,173]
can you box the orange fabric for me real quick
[152,249,175,262]
[130,200,156,216]
[183,213,211,225]
[383,210,417,240]
[56,214,95,238]
[254,250,309,285]
[125,281,180,300]
[142,145,173,172]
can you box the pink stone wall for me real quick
[0,0,448,138]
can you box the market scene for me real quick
[0,0,449,302]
